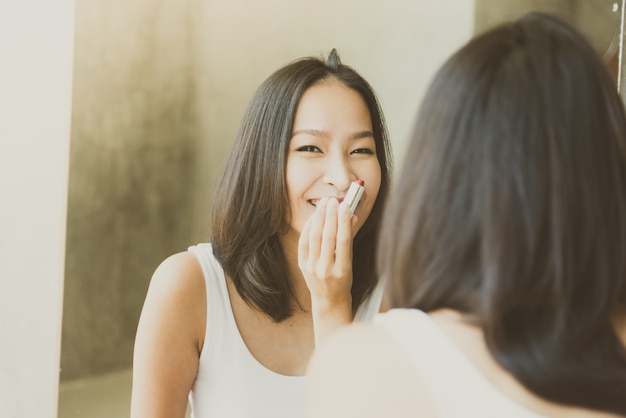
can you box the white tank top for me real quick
[188,243,383,418]
[375,309,545,418]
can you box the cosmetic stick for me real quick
[344,180,365,215]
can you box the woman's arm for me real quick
[131,252,206,418]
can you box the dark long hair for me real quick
[379,12,626,415]
[211,49,392,322]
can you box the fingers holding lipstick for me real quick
[299,196,339,278]
[320,198,339,263]
[305,197,328,265]
[298,196,355,344]
[298,198,323,278]
[298,197,354,297]
[334,200,353,271]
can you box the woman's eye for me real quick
[351,148,375,155]
[296,145,321,153]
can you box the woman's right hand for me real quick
[298,197,356,345]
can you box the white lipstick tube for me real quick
[344,180,365,215]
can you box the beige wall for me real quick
[0,2,75,417]
[474,1,621,82]
[474,0,571,31]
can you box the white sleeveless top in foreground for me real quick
[187,243,384,418]
[375,309,545,418]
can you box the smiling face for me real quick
[285,79,382,236]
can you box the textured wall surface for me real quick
[60,0,198,381]
[474,0,571,32]
[474,0,621,82]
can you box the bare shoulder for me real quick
[131,251,207,418]
[306,322,437,418]
[149,251,205,295]
[140,251,207,350]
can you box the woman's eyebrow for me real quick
[351,130,374,139]
[291,129,374,139]
[291,129,327,138]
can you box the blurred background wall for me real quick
[474,0,621,81]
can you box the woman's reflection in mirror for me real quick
[130,48,392,418]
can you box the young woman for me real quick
[131,49,392,418]
[306,13,626,418]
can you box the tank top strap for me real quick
[187,243,230,358]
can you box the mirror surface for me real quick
[57,1,622,417]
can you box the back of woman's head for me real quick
[379,12,626,414]
[212,49,392,322]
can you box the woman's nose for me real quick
[322,154,353,191]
